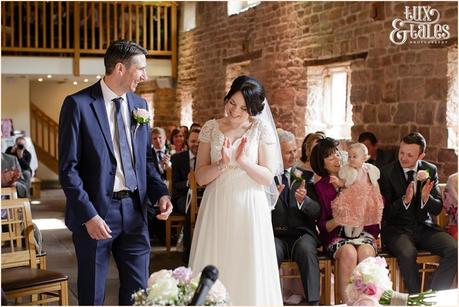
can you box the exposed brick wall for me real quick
[176,1,458,181]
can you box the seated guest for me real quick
[311,138,379,303]
[180,125,189,142]
[272,129,321,305]
[379,132,457,294]
[358,131,396,169]
[170,128,187,153]
[444,172,458,239]
[295,132,324,177]
[5,136,32,188]
[1,152,29,198]
[189,122,201,133]
[171,129,200,261]
[171,130,200,214]
[151,127,171,183]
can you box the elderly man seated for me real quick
[272,129,321,305]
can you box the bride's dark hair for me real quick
[224,75,265,116]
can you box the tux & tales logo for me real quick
[390,5,450,45]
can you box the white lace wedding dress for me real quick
[189,118,283,306]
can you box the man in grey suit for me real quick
[272,129,321,305]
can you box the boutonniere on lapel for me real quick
[416,170,430,183]
[132,108,150,136]
[290,168,305,188]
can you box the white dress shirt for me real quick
[100,78,135,192]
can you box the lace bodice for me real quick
[198,118,275,166]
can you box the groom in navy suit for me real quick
[59,40,173,305]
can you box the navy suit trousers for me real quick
[73,194,150,305]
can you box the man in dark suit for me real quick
[379,132,457,294]
[59,40,173,305]
[151,126,171,183]
[358,131,396,169]
[171,129,200,261]
[272,129,321,305]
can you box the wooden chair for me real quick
[1,198,69,305]
[1,187,47,269]
[166,167,173,193]
[1,186,18,199]
[279,253,332,305]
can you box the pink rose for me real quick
[363,283,377,296]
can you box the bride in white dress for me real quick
[189,76,283,306]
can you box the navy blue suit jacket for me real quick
[59,81,169,232]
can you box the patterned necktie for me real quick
[282,170,290,201]
[156,151,164,173]
[113,97,137,190]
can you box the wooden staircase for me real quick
[30,103,58,174]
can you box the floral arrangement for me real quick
[132,267,229,306]
[346,256,437,306]
[416,170,430,182]
[133,108,150,125]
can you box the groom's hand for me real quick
[156,196,173,220]
[85,215,112,240]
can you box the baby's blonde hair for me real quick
[349,142,370,161]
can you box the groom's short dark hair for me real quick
[224,75,265,116]
[104,40,147,75]
[401,132,426,153]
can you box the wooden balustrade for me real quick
[30,103,59,174]
[1,1,177,76]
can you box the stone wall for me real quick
[176,1,458,181]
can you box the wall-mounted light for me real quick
[47,74,52,79]
[73,81,78,85]
[38,78,43,82]
[96,75,101,79]
[84,78,89,83]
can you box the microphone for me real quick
[189,265,219,306]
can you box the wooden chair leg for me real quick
[61,280,69,305]
[165,220,171,253]
[333,259,342,304]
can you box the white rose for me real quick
[207,279,228,303]
[148,269,172,287]
[147,277,179,303]
[416,170,430,182]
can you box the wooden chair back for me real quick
[188,170,199,234]
[1,187,18,199]
[1,199,37,269]
[166,167,173,192]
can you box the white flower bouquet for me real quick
[346,257,437,305]
[132,267,229,306]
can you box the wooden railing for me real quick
[30,103,58,174]
[1,1,177,76]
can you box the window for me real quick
[227,1,260,16]
[180,92,193,128]
[181,2,196,32]
[305,63,353,140]
[447,46,458,153]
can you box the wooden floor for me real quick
[31,189,185,305]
